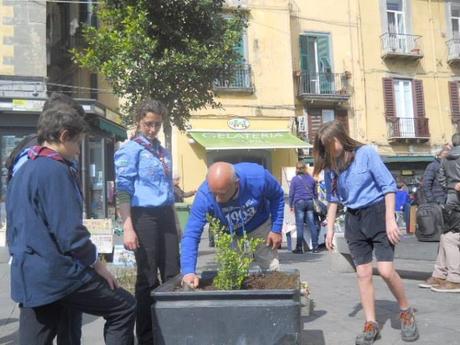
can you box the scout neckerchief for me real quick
[28,145,83,202]
[133,135,171,177]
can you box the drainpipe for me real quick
[427,0,445,143]
[357,0,369,142]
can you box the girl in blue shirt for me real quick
[313,120,418,345]
[114,99,179,345]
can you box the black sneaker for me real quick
[312,248,320,253]
[292,248,303,254]
[355,321,380,345]
[400,307,419,342]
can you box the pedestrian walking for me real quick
[173,173,196,202]
[288,161,321,253]
[114,99,180,345]
[6,104,136,345]
[313,120,419,345]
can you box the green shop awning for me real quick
[188,131,311,150]
[98,117,127,141]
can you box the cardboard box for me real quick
[408,205,417,234]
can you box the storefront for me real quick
[0,97,127,226]
[172,117,310,194]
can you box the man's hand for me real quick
[386,217,400,245]
[94,260,119,290]
[266,231,282,249]
[123,220,139,251]
[325,229,335,252]
[182,273,200,289]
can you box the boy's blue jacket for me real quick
[180,163,285,275]
[114,136,174,207]
[7,157,96,308]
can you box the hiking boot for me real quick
[418,276,445,289]
[430,280,460,293]
[355,321,380,345]
[400,307,419,342]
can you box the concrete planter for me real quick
[151,270,306,345]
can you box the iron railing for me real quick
[297,72,349,97]
[386,117,429,139]
[213,64,253,90]
[447,38,460,62]
[380,33,423,57]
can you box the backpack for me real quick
[415,203,443,242]
[5,134,38,183]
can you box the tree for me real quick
[73,0,246,148]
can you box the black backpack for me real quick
[415,203,443,242]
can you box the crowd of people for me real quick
[6,94,460,345]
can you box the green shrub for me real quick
[208,216,262,290]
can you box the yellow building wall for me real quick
[0,1,14,75]
[174,0,300,195]
[358,0,452,155]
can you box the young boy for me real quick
[7,104,136,345]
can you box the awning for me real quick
[98,117,127,141]
[188,131,311,150]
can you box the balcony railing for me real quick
[447,38,460,64]
[297,72,349,100]
[386,117,430,142]
[380,33,423,60]
[213,64,253,92]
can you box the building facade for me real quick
[173,0,460,194]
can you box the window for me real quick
[393,79,415,136]
[452,3,460,38]
[299,34,333,94]
[322,109,335,123]
[386,0,406,34]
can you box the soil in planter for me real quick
[177,271,298,291]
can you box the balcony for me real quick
[386,117,430,143]
[297,71,350,105]
[380,33,423,61]
[447,39,460,65]
[213,64,253,93]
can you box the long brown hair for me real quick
[313,120,363,176]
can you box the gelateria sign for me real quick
[188,131,311,150]
[228,118,250,130]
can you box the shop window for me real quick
[88,137,106,219]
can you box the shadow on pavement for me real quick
[302,309,327,323]
[0,329,18,345]
[301,329,326,345]
[348,299,402,330]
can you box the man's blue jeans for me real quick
[294,199,320,250]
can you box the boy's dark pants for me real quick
[56,308,82,345]
[131,206,180,345]
[19,274,136,345]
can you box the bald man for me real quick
[181,162,285,288]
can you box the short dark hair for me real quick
[135,99,168,123]
[43,92,85,118]
[37,103,87,144]
[452,133,460,147]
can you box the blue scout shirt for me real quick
[181,163,285,275]
[324,145,397,209]
[114,135,174,207]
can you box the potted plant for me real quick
[151,217,310,345]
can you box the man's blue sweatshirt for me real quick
[7,157,96,307]
[180,163,285,275]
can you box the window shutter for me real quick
[336,109,349,133]
[412,79,425,118]
[307,109,322,142]
[299,35,309,71]
[449,81,460,122]
[382,78,396,118]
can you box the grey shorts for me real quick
[345,200,395,266]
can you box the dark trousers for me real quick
[56,308,82,345]
[131,206,180,345]
[19,274,136,345]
